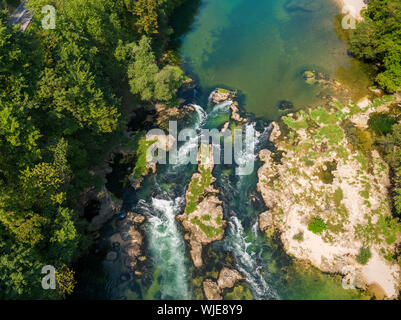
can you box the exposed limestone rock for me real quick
[257,105,401,299]
[133,214,146,224]
[203,279,222,300]
[221,122,230,133]
[258,211,273,232]
[203,267,244,300]
[178,144,226,268]
[230,102,247,123]
[269,121,281,142]
[217,268,244,290]
[129,133,176,190]
[210,88,236,104]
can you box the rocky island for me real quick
[257,96,401,299]
[177,144,226,268]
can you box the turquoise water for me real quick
[180,0,371,120]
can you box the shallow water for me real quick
[180,0,371,120]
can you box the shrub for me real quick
[308,218,327,234]
[368,113,396,136]
[356,247,371,265]
[293,232,304,241]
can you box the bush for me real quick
[308,218,327,234]
[368,113,396,136]
[356,247,372,265]
[293,232,304,241]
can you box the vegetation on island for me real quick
[0,0,189,298]
[270,97,401,250]
[350,0,401,93]
[307,218,327,235]
[185,165,213,215]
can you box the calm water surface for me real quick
[180,0,371,119]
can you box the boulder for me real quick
[217,268,244,290]
[203,279,222,300]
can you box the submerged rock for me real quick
[285,0,323,13]
[88,187,123,232]
[277,100,294,111]
[106,251,118,261]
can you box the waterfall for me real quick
[137,197,190,300]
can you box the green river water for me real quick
[74,0,374,300]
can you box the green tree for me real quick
[128,36,183,102]
[349,0,401,92]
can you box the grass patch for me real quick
[283,115,308,130]
[190,216,223,239]
[333,187,343,207]
[317,125,344,144]
[132,136,157,179]
[316,160,337,184]
[309,107,337,125]
[185,165,212,214]
[356,247,371,265]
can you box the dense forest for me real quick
[0,0,188,298]
[350,0,401,93]
[350,0,401,219]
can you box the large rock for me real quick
[256,109,401,299]
[177,144,226,268]
[230,102,247,123]
[269,121,281,143]
[217,268,244,290]
[210,88,236,104]
[203,279,222,300]
[258,211,273,232]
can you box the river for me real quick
[74,0,372,300]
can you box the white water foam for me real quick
[190,104,207,130]
[209,100,232,116]
[227,216,279,300]
[138,197,190,300]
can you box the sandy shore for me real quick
[335,0,367,20]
